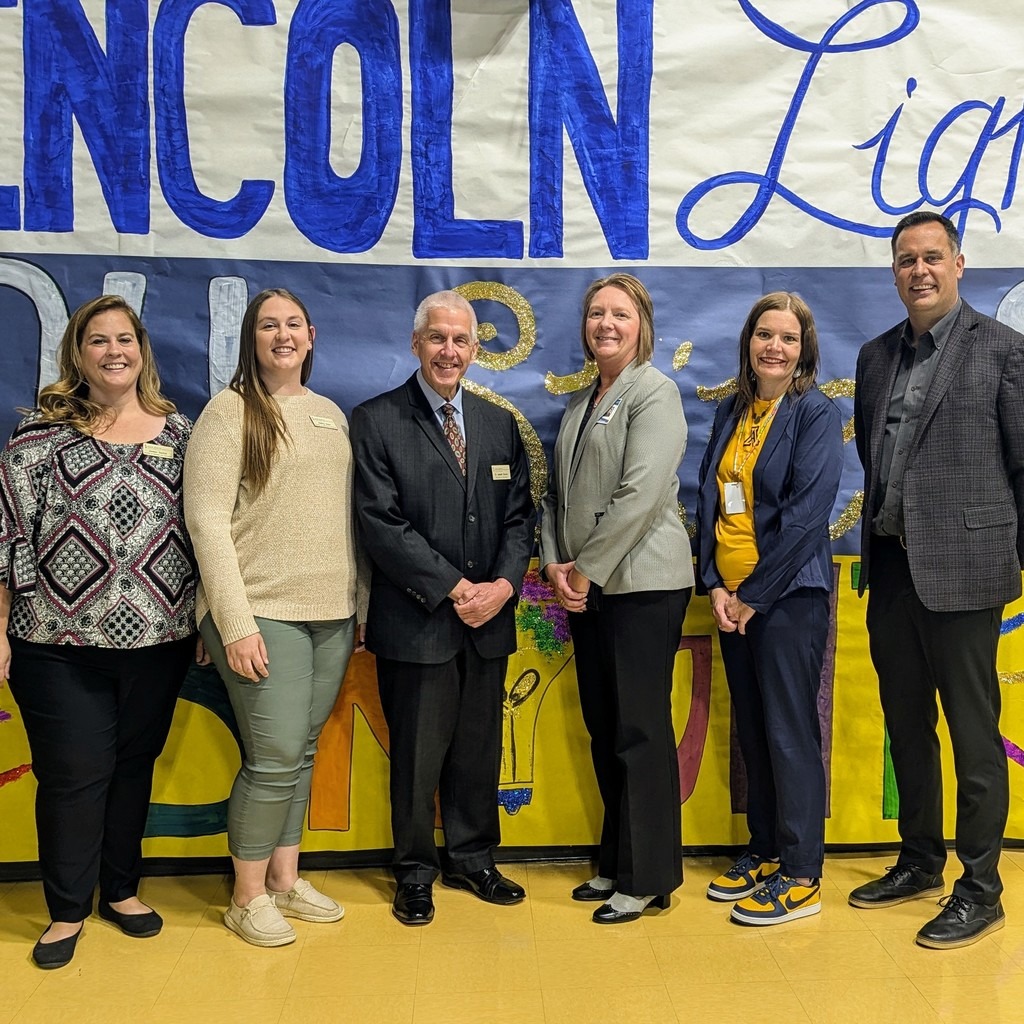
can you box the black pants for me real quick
[568,588,690,897]
[866,537,1007,904]
[718,587,829,878]
[7,636,193,922]
[376,646,506,885]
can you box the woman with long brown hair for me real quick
[184,288,358,947]
[1,295,197,968]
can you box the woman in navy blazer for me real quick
[695,292,843,927]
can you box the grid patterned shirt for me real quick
[0,412,197,648]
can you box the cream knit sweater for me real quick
[184,387,357,644]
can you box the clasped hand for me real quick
[710,587,756,635]
[545,561,589,613]
[452,579,514,627]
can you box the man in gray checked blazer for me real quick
[849,211,1024,949]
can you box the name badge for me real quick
[142,442,175,459]
[724,481,746,515]
[491,464,511,480]
[309,415,338,430]
[596,397,623,425]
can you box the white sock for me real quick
[607,892,654,913]
[587,875,615,891]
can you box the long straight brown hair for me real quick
[229,288,315,498]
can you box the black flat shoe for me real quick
[98,901,163,938]
[571,881,615,902]
[442,867,525,905]
[393,883,434,926]
[592,894,671,924]
[32,924,82,969]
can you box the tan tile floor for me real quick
[3,853,1024,1023]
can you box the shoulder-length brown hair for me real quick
[579,273,655,364]
[229,288,315,499]
[37,294,175,431]
[735,291,820,412]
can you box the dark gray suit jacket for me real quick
[351,374,535,663]
[854,301,1024,611]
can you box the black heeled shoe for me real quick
[592,893,671,924]
[98,900,163,938]
[32,924,83,969]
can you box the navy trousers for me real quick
[718,587,829,879]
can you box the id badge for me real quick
[724,481,746,515]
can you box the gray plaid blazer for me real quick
[854,301,1024,611]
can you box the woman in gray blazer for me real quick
[540,273,693,924]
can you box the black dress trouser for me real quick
[8,636,193,922]
[866,537,1007,904]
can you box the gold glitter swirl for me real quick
[999,672,1024,685]
[455,282,535,372]
[672,341,693,371]
[678,501,696,539]
[462,379,548,507]
[829,491,863,541]
[842,417,857,444]
[545,360,599,395]
[697,378,738,403]
[819,378,855,400]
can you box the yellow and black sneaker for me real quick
[730,873,821,926]
[706,851,780,902]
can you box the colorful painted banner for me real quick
[3,1,1024,863]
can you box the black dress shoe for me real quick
[592,894,670,924]
[393,883,434,926]
[98,900,163,938]
[916,894,1005,949]
[571,880,615,902]
[442,867,526,905]
[32,924,83,969]
[848,864,944,909]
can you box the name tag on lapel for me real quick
[309,415,338,430]
[142,442,174,459]
[491,464,511,480]
[596,397,623,425]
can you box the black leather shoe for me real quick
[592,894,670,924]
[916,894,1005,949]
[98,900,163,938]
[571,880,614,902]
[393,883,434,926]
[442,867,525,905]
[32,924,83,969]
[848,864,944,909]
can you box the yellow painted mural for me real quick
[4,556,1024,866]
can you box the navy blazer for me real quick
[694,388,843,613]
[351,374,535,664]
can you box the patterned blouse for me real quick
[0,412,197,648]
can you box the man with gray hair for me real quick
[351,290,535,926]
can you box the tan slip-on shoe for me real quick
[223,893,296,947]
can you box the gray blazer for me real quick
[854,301,1024,612]
[539,360,694,594]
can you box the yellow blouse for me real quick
[714,397,780,590]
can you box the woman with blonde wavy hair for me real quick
[184,288,359,947]
[1,295,198,969]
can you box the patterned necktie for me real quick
[441,402,466,475]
